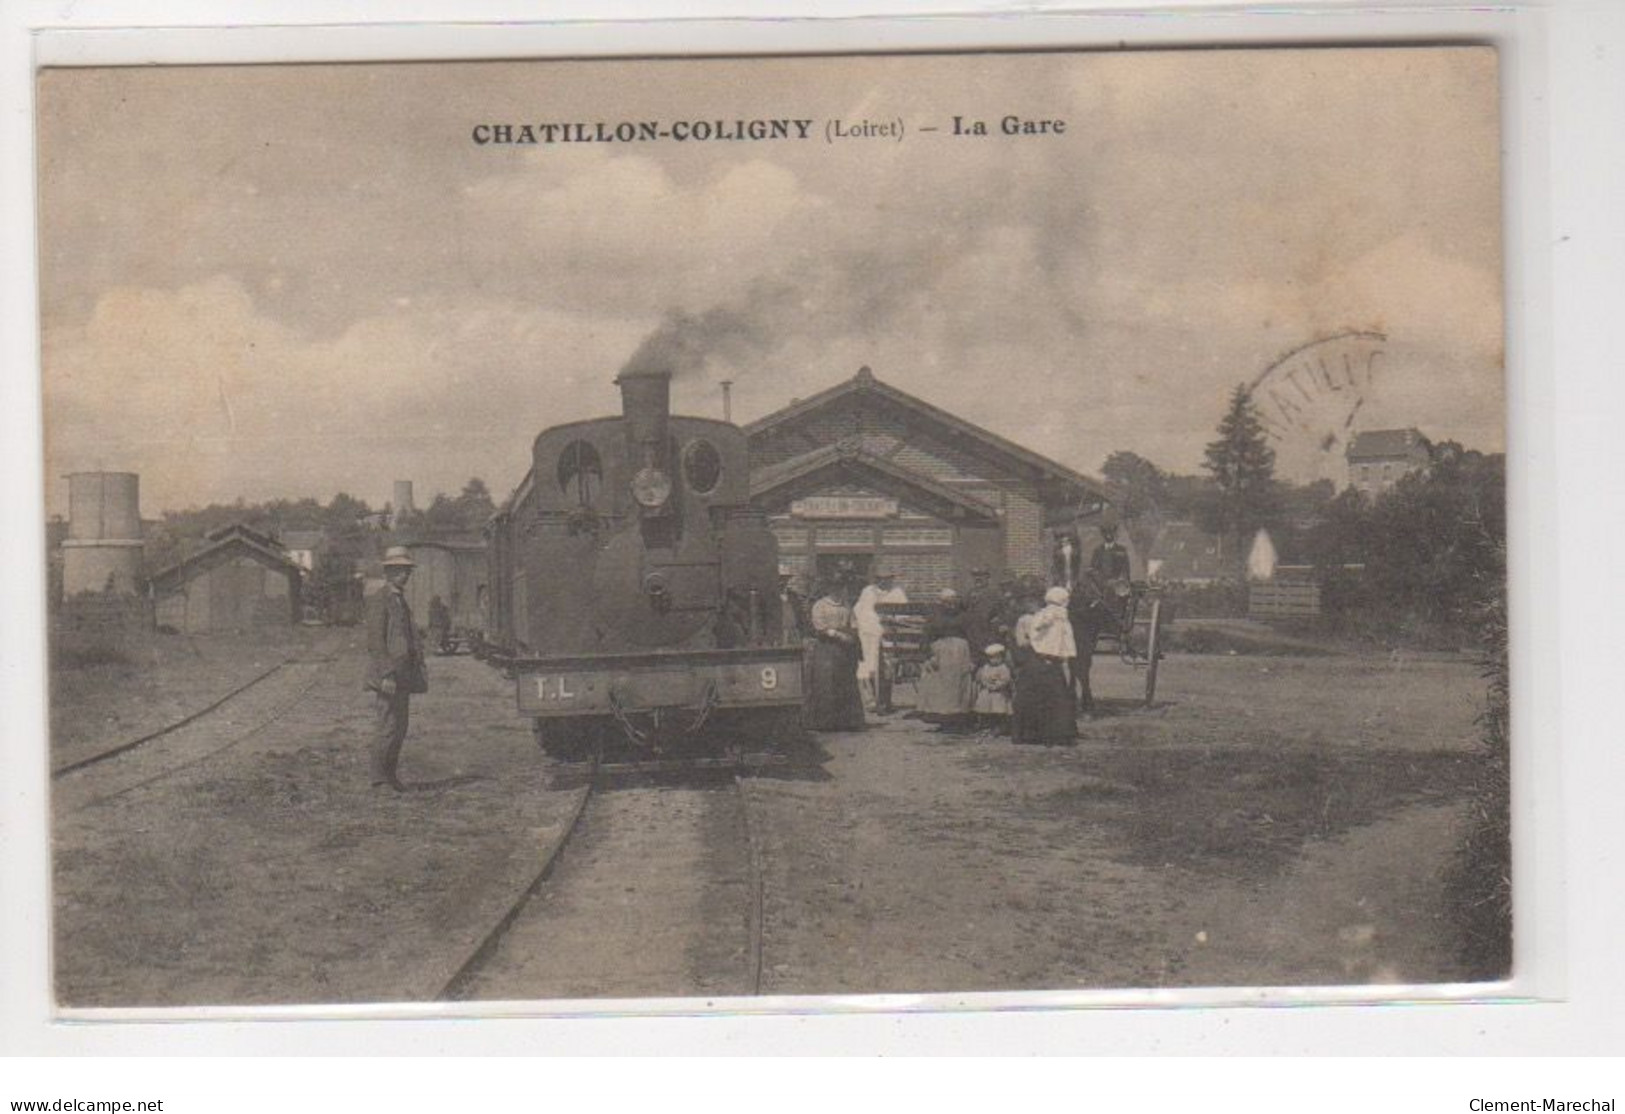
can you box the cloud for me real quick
[43,277,649,512]
[463,151,821,315]
[37,52,1506,511]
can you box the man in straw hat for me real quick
[365,545,428,791]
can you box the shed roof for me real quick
[150,524,302,593]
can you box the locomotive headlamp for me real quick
[643,571,673,614]
[631,466,673,509]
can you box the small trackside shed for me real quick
[150,524,303,634]
[400,537,489,635]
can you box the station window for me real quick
[682,438,723,495]
[557,440,603,506]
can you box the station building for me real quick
[746,367,1111,596]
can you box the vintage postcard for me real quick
[38,47,1507,1010]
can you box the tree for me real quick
[1099,450,1170,560]
[454,477,496,527]
[421,478,497,535]
[1304,444,1505,644]
[1200,384,1278,573]
[1363,444,1504,633]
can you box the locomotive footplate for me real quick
[512,646,804,718]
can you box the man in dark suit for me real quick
[961,566,1002,666]
[1089,523,1134,636]
[366,546,426,791]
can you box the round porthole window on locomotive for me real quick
[556,440,603,506]
[682,439,723,495]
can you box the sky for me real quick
[36,49,1503,516]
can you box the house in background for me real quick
[149,523,303,633]
[278,529,327,573]
[1346,428,1431,497]
[1144,522,1226,585]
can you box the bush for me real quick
[1441,578,1512,979]
[1306,446,1504,650]
[1161,579,1248,619]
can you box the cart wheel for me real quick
[1143,597,1164,707]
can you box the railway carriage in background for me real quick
[484,366,804,762]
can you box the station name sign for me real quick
[790,496,900,519]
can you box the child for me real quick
[973,644,1013,737]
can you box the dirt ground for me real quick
[52,629,576,1007]
[48,629,1491,1008]
[49,625,322,772]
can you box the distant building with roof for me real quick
[1346,428,1431,497]
[1144,522,1226,585]
[278,529,328,573]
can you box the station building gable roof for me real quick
[746,367,1108,505]
[751,442,1000,523]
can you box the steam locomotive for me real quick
[484,367,804,761]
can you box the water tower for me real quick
[61,472,144,595]
[391,480,416,529]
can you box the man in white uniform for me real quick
[853,566,908,712]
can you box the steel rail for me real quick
[734,772,768,997]
[65,664,329,807]
[51,659,293,779]
[435,757,599,1002]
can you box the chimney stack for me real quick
[391,480,415,529]
[615,367,672,471]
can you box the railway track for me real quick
[51,649,340,809]
[438,764,769,1002]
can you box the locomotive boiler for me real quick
[485,366,803,761]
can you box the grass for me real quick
[1440,590,1512,979]
[1035,744,1478,880]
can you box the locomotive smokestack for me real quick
[616,366,671,460]
[720,380,733,423]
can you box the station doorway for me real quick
[814,552,873,589]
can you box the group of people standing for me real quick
[781,521,1133,746]
[783,566,903,733]
[915,572,1080,746]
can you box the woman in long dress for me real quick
[804,583,866,731]
[915,589,977,730]
[1013,586,1077,746]
[1008,587,1042,743]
